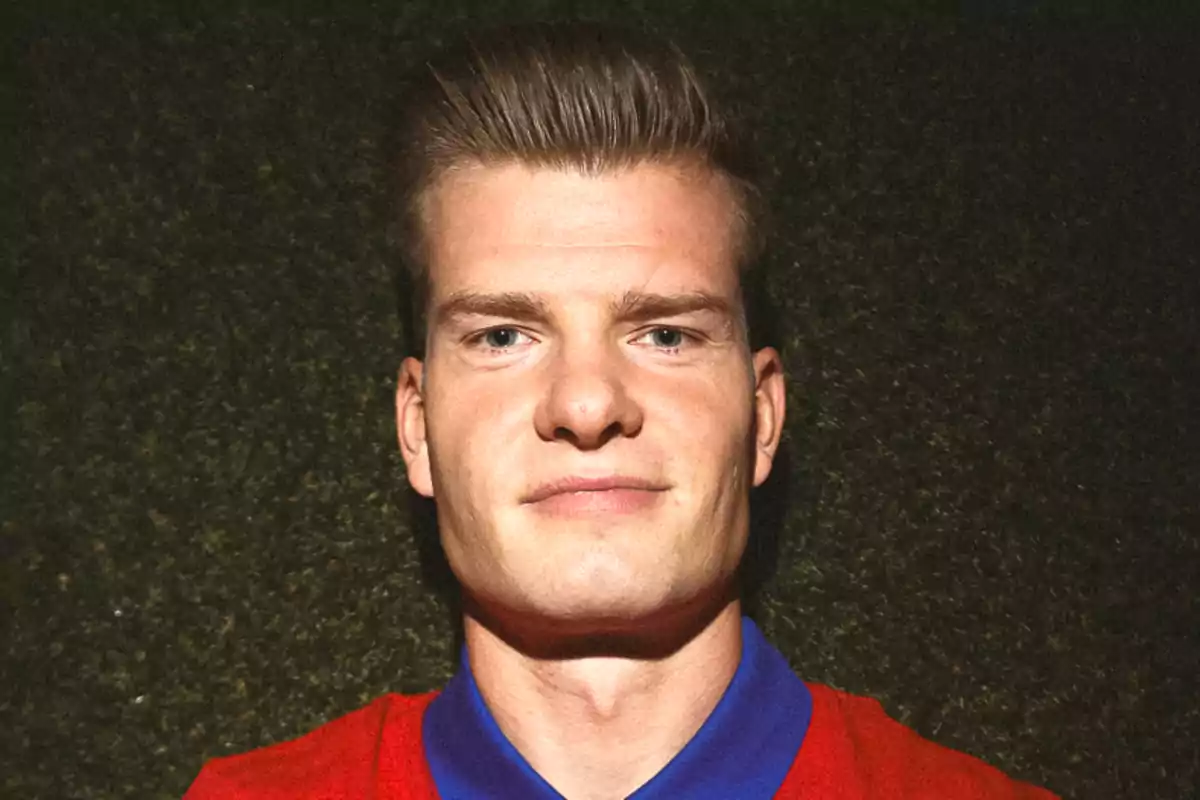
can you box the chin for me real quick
[463,567,736,658]
[522,587,732,658]
[533,584,662,620]
[533,573,711,624]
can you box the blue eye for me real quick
[647,328,685,348]
[483,328,521,348]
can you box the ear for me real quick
[396,357,434,498]
[750,347,786,487]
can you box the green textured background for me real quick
[5,2,1199,798]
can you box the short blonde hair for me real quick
[390,22,768,351]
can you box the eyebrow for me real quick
[433,291,552,326]
[432,290,738,328]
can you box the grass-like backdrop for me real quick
[5,2,1198,797]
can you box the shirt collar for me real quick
[422,616,812,799]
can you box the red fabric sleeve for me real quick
[183,692,440,800]
[776,684,1060,799]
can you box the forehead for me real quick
[422,163,742,300]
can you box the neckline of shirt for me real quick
[422,616,813,799]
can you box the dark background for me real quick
[4,1,1198,797]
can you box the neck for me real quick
[462,600,744,800]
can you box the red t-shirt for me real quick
[185,684,1058,798]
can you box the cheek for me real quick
[660,374,754,446]
[653,387,755,514]
[430,376,515,441]
[426,382,529,488]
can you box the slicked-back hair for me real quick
[391,22,770,353]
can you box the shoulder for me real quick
[184,691,439,799]
[778,683,1059,799]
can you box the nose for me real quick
[533,343,644,450]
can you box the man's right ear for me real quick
[396,357,434,498]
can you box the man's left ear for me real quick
[751,347,786,487]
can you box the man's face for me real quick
[397,162,784,636]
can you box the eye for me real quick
[636,327,692,350]
[470,327,531,351]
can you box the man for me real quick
[186,22,1057,799]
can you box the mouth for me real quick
[522,476,669,516]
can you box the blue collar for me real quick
[422,617,813,799]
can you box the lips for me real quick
[522,475,669,505]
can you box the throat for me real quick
[467,605,744,799]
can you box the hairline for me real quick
[409,155,757,282]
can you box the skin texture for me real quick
[395,162,786,799]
